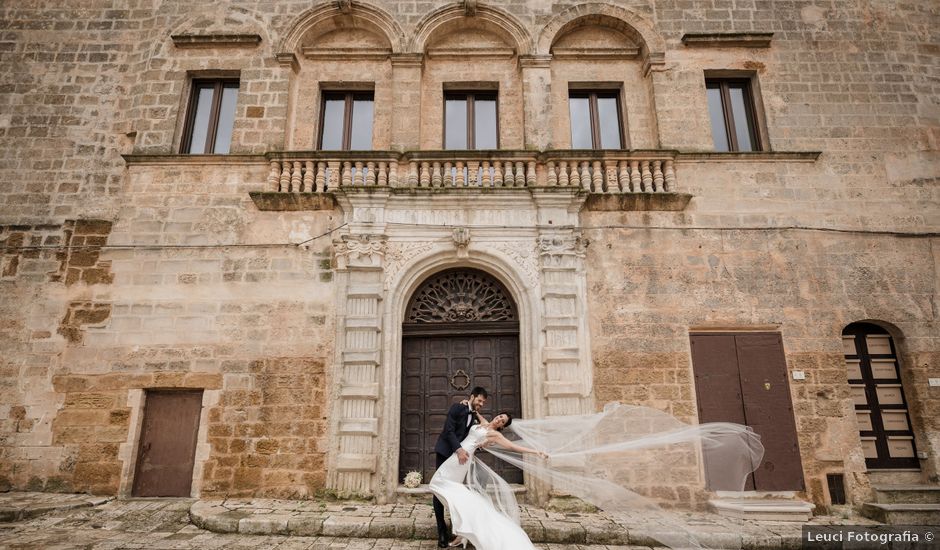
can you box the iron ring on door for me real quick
[450,369,470,391]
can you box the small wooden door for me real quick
[690,332,804,491]
[132,390,203,497]
[843,323,918,469]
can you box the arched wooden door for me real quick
[399,268,522,485]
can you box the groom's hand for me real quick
[457,448,469,464]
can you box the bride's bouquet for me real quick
[403,470,422,488]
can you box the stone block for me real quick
[321,515,371,537]
[238,513,290,535]
[286,514,325,536]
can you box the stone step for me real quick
[860,502,940,525]
[190,499,808,548]
[872,484,940,504]
[708,498,815,522]
[0,493,111,522]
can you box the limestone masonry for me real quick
[0,0,937,518]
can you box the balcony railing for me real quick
[264,150,678,195]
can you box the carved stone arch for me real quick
[537,3,666,66]
[276,0,405,58]
[404,267,518,325]
[410,3,532,55]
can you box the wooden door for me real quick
[400,334,522,484]
[399,268,521,485]
[843,324,918,469]
[690,333,804,491]
[132,390,203,497]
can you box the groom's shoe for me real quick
[437,533,449,548]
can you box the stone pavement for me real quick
[0,492,883,549]
[0,494,647,550]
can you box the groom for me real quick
[432,386,488,548]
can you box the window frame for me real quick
[442,91,500,150]
[180,78,240,154]
[317,91,375,151]
[705,77,763,152]
[567,90,626,150]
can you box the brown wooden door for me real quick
[132,390,203,497]
[400,334,522,484]
[690,333,804,491]
[843,324,918,469]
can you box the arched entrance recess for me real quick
[843,322,919,469]
[399,268,522,484]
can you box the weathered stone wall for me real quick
[0,0,938,505]
[583,207,940,506]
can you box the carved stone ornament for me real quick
[384,241,436,287]
[492,241,539,289]
[452,227,471,258]
[462,0,478,16]
[336,0,353,14]
[405,268,517,323]
[333,234,387,269]
[538,233,586,268]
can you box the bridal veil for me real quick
[471,402,765,549]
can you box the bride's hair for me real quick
[496,412,513,431]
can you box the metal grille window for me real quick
[706,78,762,152]
[444,92,498,150]
[568,91,624,149]
[319,91,374,151]
[181,79,239,154]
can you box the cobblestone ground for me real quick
[0,499,653,549]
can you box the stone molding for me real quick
[333,234,387,270]
[536,3,666,67]
[681,32,774,48]
[409,3,532,55]
[170,34,262,48]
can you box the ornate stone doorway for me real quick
[398,268,522,484]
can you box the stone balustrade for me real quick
[264,151,678,194]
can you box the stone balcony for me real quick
[251,150,692,212]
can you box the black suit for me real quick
[433,402,477,542]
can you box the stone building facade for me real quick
[0,0,938,514]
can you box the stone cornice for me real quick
[681,32,774,48]
[675,151,821,163]
[122,154,266,166]
[171,34,262,48]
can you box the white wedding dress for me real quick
[428,425,536,550]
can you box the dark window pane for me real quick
[320,97,345,150]
[729,85,754,152]
[596,96,622,149]
[706,86,730,152]
[188,86,214,154]
[474,98,497,149]
[445,97,467,150]
[212,84,238,154]
[350,98,374,150]
[568,96,592,148]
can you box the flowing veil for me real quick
[469,402,765,549]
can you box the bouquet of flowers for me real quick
[403,470,422,488]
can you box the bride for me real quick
[429,402,764,550]
[428,410,546,549]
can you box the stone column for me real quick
[520,55,553,150]
[327,232,387,495]
[326,190,391,495]
[532,190,593,416]
[390,54,423,151]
